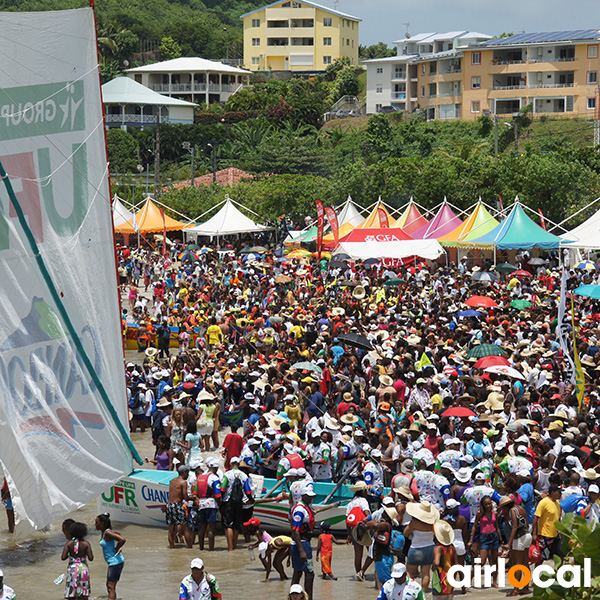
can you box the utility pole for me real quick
[212,137,217,183]
[182,141,195,187]
[494,115,499,159]
[594,85,600,150]
[154,113,161,198]
[513,113,519,154]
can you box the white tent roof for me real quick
[112,195,136,227]
[102,77,197,107]
[339,239,445,261]
[127,57,251,76]
[186,198,268,236]
[337,197,364,227]
[561,201,600,248]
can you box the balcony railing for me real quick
[528,56,575,63]
[492,84,527,90]
[439,67,461,74]
[392,72,406,79]
[105,114,169,124]
[392,92,407,99]
[438,90,461,97]
[149,83,243,94]
[490,59,526,65]
[529,82,574,88]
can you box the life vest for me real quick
[193,474,212,498]
[291,501,315,535]
[287,453,304,470]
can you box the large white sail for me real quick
[0,8,139,530]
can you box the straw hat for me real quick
[582,356,596,368]
[485,392,505,411]
[324,416,340,430]
[340,413,359,424]
[268,415,286,430]
[406,500,440,524]
[352,522,373,547]
[353,286,366,300]
[406,334,421,346]
[393,485,414,501]
[349,481,369,493]
[498,496,516,509]
[582,468,600,480]
[379,374,393,387]
[433,520,455,546]
[145,347,158,358]
[331,307,345,316]
[384,505,399,522]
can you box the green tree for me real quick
[106,128,139,172]
[159,36,182,61]
[359,42,396,60]
[324,56,351,81]
[366,113,393,153]
[327,66,360,104]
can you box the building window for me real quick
[252,57,260,65]
[588,71,598,84]
[589,45,598,58]
[376,67,383,74]
[323,56,331,65]
[347,39,350,46]
[472,52,481,65]
[420,86,425,97]
[421,64,425,75]
[252,18,260,27]
[376,86,383,93]
[471,101,481,113]
[376,103,382,112]
[588,97,596,110]
[323,37,331,46]
[323,17,332,26]
[252,38,260,46]
[471,76,481,89]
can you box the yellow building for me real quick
[414,29,600,121]
[240,0,360,72]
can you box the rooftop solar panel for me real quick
[478,29,600,46]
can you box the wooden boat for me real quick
[97,470,379,535]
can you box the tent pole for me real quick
[550,196,600,230]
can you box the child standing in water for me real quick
[316,521,346,581]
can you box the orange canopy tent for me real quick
[115,198,188,234]
[358,201,396,229]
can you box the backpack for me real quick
[129,391,143,410]
[560,493,585,513]
[346,506,366,528]
[389,529,405,557]
[229,475,244,504]
[151,410,166,442]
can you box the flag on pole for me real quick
[315,199,325,260]
[131,212,139,233]
[557,268,576,385]
[325,206,339,247]
[377,206,389,228]
[498,194,505,217]
[158,207,167,256]
[571,296,586,411]
[538,209,547,231]
[416,352,432,371]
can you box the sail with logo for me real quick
[0,7,141,533]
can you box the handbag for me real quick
[375,530,390,545]
[529,539,543,564]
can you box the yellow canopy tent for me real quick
[115,198,188,234]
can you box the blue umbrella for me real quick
[274,247,285,257]
[574,284,600,300]
[458,310,482,318]
[575,260,599,271]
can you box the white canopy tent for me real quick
[337,196,364,227]
[561,203,600,249]
[185,196,269,239]
[112,195,136,227]
[338,239,445,261]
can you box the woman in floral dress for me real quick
[61,521,93,599]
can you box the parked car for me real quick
[379,105,399,113]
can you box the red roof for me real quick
[172,167,254,189]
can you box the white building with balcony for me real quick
[102,77,197,130]
[364,31,491,115]
[126,57,251,106]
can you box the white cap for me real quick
[440,462,453,471]
[464,427,474,434]
[206,458,220,469]
[382,496,395,506]
[189,459,203,470]
[230,456,241,464]
[444,439,453,447]
[301,483,316,496]
[371,449,383,458]
[391,563,407,578]
[452,437,461,445]
[284,468,299,477]
[517,445,528,454]
[290,584,304,594]
[446,499,460,509]
[589,484,600,494]
[517,469,531,478]
[342,425,353,433]
[190,558,204,570]
[474,472,485,481]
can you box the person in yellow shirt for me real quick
[533,484,562,559]
[205,317,223,349]
[430,383,443,413]
[289,320,305,343]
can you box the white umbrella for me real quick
[484,365,525,380]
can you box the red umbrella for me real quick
[442,407,477,418]
[465,295,498,308]
[512,270,532,277]
[473,355,511,369]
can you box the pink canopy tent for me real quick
[413,200,463,239]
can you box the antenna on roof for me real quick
[333,0,340,10]
[403,22,411,38]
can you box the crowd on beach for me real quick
[5,237,600,600]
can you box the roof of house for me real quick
[362,54,418,64]
[172,168,255,189]
[240,0,361,21]
[476,29,600,47]
[127,57,251,76]
[102,77,197,107]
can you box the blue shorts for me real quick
[375,554,394,584]
[291,540,312,572]
[480,532,500,550]
[198,507,218,524]
[407,544,435,566]
[3,497,13,510]
[107,561,124,582]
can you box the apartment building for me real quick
[366,29,600,121]
[364,31,492,115]
[240,0,360,72]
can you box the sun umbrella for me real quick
[384,278,407,286]
[494,263,518,273]
[338,332,374,351]
[178,250,199,262]
[576,260,599,271]
[511,299,533,310]
[242,253,260,262]
[364,258,380,265]
[457,309,482,318]
[275,275,292,284]
[249,246,268,254]
[465,295,498,308]
[484,365,525,380]
[238,247,254,255]
[442,407,477,418]
[274,247,285,257]
[337,280,359,287]
[471,271,498,282]
[292,361,323,374]
[512,270,532,277]
[473,356,511,369]
[467,344,507,359]
[184,243,201,251]
[332,253,351,260]
[528,257,547,265]
[329,260,348,269]
[574,284,600,300]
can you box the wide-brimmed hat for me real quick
[582,356,596,368]
[353,286,366,300]
[145,347,158,358]
[341,413,359,424]
[352,522,373,547]
[454,467,471,483]
[379,374,393,387]
[485,392,505,411]
[393,485,414,500]
[384,505,399,521]
[331,307,345,316]
[582,468,600,480]
[157,398,172,408]
[406,334,421,346]
[324,416,340,430]
[406,500,440,524]
[434,520,455,545]
[349,480,369,493]
[498,495,516,509]
[268,415,286,430]
[401,459,415,474]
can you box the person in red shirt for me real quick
[222,425,244,470]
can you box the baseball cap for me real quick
[589,484,600,494]
[190,558,204,570]
[382,497,395,506]
[446,499,460,509]
[189,459,203,470]
[301,483,316,497]
[464,427,474,434]
[290,584,304,594]
[230,456,241,464]
[243,518,261,527]
[284,468,298,477]
[474,472,485,481]
[206,457,220,469]
[392,563,407,578]
[440,462,453,471]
